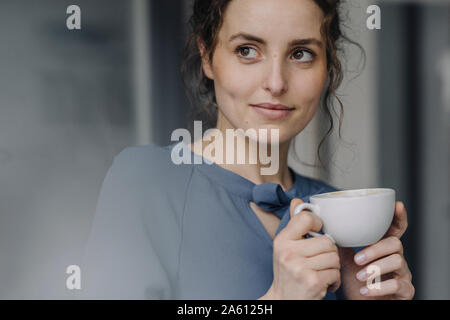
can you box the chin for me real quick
[251,127,293,145]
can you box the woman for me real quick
[82,0,414,300]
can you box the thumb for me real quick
[289,198,304,219]
[277,197,322,242]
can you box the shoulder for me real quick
[107,142,194,197]
[113,142,177,170]
[113,142,193,177]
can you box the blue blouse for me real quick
[81,141,349,299]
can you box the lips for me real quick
[250,103,295,120]
[250,103,294,110]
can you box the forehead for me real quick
[220,0,324,42]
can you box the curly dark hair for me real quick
[181,0,364,170]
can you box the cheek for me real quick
[213,58,258,101]
[291,69,327,105]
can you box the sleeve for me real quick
[80,148,173,299]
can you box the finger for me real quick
[354,236,403,266]
[306,251,340,271]
[298,236,338,257]
[384,201,408,239]
[318,269,341,293]
[355,253,409,282]
[289,198,303,218]
[277,198,323,241]
[359,278,415,299]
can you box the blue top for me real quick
[81,141,349,299]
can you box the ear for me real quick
[197,36,214,80]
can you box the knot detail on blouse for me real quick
[251,182,295,219]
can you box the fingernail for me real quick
[355,253,366,264]
[360,287,369,296]
[356,269,366,281]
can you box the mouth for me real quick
[250,103,295,120]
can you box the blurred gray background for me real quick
[0,0,448,299]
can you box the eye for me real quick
[291,49,315,62]
[235,46,258,59]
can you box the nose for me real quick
[262,54,288,96]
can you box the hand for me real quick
[339,201,415,299]
[260,198,341,300]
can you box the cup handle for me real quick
[293,203,336,244]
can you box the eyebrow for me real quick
[228,32,323,48]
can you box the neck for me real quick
[189,112,294,191]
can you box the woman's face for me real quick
[200,0,327,144]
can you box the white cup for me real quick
[293,188,396,247]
